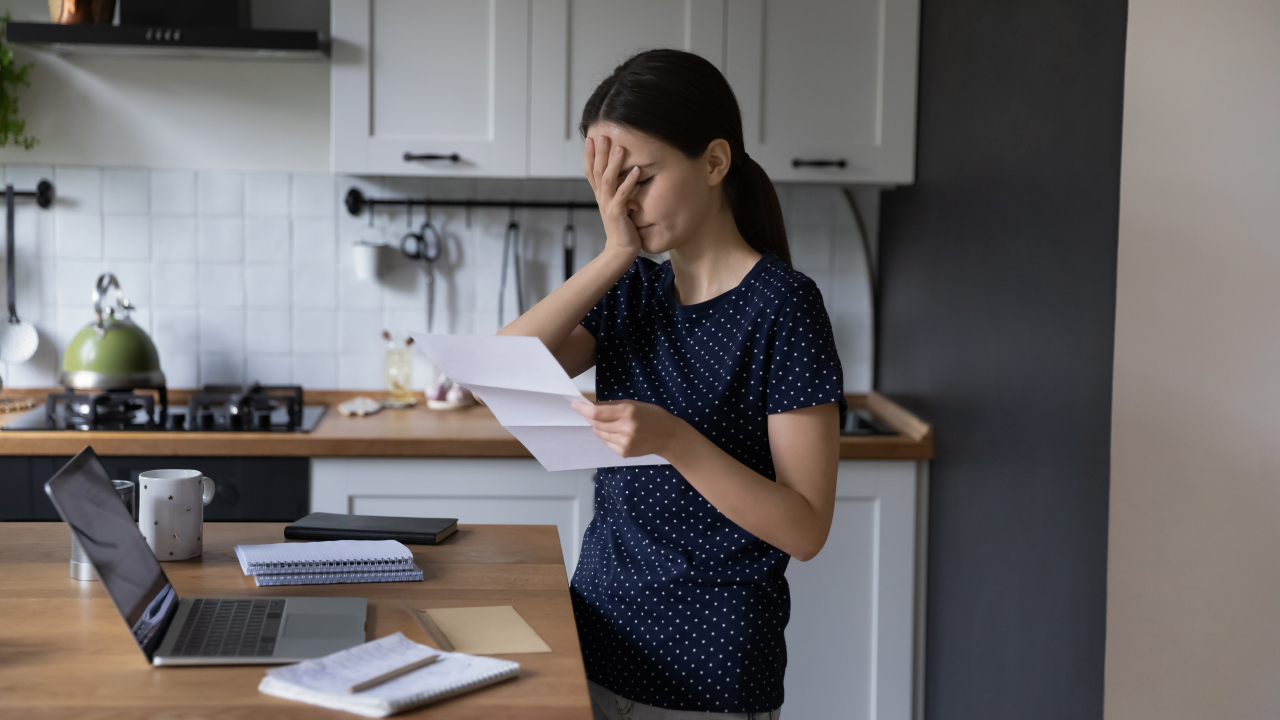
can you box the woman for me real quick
[499,49,844,719]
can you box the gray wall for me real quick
[876,0,1127,718]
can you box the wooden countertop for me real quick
[0,390,932,460]
[0,522,590,719]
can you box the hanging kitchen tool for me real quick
[0,185,39,365]
[61,273,166,395]
[497,206,524,327]
[400,205,443,332]
[563,207,576,283]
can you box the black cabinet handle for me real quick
[792,158,847,169]
[403,152,461,163]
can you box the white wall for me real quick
[1106,0,1280,717]
[0,0,329,171]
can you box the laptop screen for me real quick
[44,448,178,661]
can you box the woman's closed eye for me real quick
[636,175,655,186]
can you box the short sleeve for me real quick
[766,282,847,418]
[580,293,607,339]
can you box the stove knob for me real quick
[257,412,273,431]
[199,412,214,431]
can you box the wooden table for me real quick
[0,523,592,719]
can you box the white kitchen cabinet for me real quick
[725,0,921,184]
[332,0,920,185]
[310,458,596,575]
[330,0,530,177]
[783,459,922,720]
[528,0,729,177]
[310,456,926,719]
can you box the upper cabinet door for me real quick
[726,0,920,184]
[332,0,530,177]
[528,0,728,178]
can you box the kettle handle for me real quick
[93,273,133,331]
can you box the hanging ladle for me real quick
[0,185,39,365]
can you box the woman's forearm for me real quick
[664,421,835,561]
[497,246,635,353]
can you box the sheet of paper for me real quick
[419,606,552,655]
[411,333,668,472]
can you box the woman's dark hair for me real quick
[580,49,790,267]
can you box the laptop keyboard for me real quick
[169,599,286,657]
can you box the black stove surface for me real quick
[1,384,327,433]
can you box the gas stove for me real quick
[1,384,327,433]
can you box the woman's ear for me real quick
[704,139,732,186]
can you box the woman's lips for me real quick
[637,224,654,232]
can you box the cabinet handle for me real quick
[403,152,462,163]
[792,158,847,169]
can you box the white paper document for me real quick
[410,333,669,472]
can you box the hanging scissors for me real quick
[400,205,442,332]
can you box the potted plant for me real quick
[0,13,37,150]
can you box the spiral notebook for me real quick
[235,539,424,587]
[259,632,520,717]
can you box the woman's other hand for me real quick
[573,399,686,460]
[584,136,643,260]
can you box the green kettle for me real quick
[60,273,165,390]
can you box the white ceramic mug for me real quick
[138,470,215,561]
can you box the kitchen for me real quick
[7,0,1268,719]
[0,1,929,719]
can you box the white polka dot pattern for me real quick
[570,253,846,713]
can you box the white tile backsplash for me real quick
[103,215,150,259]
[247,309,291,354]
[151,262,198,307]
[290,173,335,218]
[53,168,102,214]
[151,308,198,356]
[199,309,246,356]
[244,173,290,217]
[292,264,336,308]
[103,169,150,214]
[55,213,102,259]
[292,218,337,264]
[198,264,245,307]
[244,216,291,263]
[2,165,874,392]
[197,218,244,262]
[150,171,197,215]
[293,309,336,355]
[198,172,244,217]
[151,217,197,261]
[293,354,337,389]
[245,265,291,307]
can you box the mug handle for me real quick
[201,477,216,506]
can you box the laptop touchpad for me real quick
[283,613,364,639]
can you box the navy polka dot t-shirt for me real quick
[570,252,846,713]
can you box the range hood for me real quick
[5,22,327,60]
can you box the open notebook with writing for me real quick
[259,632,520,717]
[235,539,424,587]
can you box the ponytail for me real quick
[580,49,791,267]
[729,154,791,267]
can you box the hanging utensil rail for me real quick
[345,188,595,229]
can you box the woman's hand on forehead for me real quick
[584,134,644,259]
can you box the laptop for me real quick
[44,447,368,666]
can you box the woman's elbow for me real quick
[790,531,830,562]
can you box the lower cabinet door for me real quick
[783,460,919,720]
[310,458,595,577]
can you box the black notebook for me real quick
[284,512,458,545]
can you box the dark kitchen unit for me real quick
[1,455,308,522]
